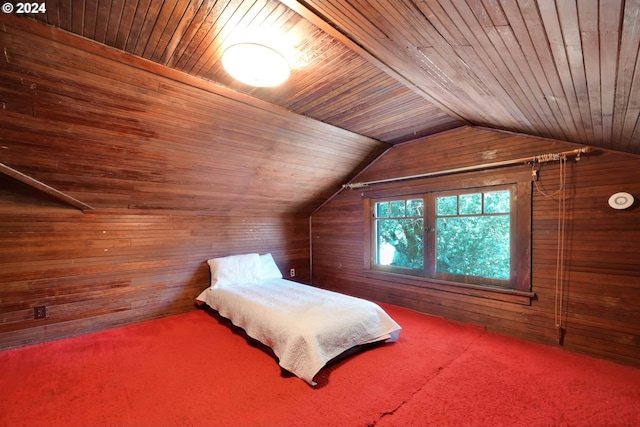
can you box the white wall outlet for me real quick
[289,268,295,277]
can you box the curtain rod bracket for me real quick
[342,182,369,190]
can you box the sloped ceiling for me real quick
[23,0,640,154]
[28,0,465,144]
[1,1,639,215]
[0,14,386,214]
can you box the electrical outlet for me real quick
[289,268,295,277]
[34,306,47,319]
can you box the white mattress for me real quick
[196,278,401,385]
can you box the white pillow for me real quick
[259,253,283,280]
[207,253,262,288]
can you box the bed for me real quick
[196,253,402,385]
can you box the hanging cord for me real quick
[532,153,564,197]
[554,156,567,343]
[532,155,568,343]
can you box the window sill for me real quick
[362,270,535,305]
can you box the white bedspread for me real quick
[196,279,401,385]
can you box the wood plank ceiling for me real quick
[18,0,640,154]
[27,0,463,144]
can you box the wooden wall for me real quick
[311,127,640,367]
[0,15,385,214]
[0,183,309,349]
[0,17,383,350]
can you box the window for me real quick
[374,198,424,272]
[367,182,531,293]
[435,188,511,284]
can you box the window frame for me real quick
[428,184,515,288]
[363,172,532,301]
[371,196,426,277]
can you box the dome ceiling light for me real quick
[222,42,290,87]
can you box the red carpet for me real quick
[1,303,639,427]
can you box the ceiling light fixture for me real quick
[222,42,290,87]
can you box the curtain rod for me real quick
[342,146,593,190]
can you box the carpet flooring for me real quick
[1,303,639,427]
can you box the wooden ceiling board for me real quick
[25,0,464,144]
[2,0,640,218]
[0,13,388,214]
[298,0,640,154]
[12,1,640,152]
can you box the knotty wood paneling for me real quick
[0,191,310,349]
[311,127,640,367]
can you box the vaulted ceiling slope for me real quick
[26,0,640,154]
[0,13,387,214]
